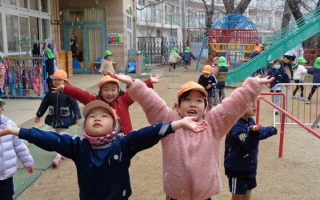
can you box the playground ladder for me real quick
[225,6,320,85]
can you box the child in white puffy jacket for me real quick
[0,98,34,200]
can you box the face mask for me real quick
[274,65,281,69]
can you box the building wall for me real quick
[59,0,130,72]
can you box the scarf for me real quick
[82,127,117,146]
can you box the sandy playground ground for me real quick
[16,62,320,200]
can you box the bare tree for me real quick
[285,0,320,49]
[222,0,252,15]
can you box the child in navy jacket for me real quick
[224,96,277,200]
[0,100,207,200]
[266,59,290,114]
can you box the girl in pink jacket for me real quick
[109,71,273,200]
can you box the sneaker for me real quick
[292,96,298,99]
[300,97,305,101]
[52,156,61,167]
[305,99,311,104]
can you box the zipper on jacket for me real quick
[55,92,59,127]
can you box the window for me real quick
[41,0,48,13]
[265,17,271,30]
[19,17,29,52]
[256,0,263,7]
[30,17,39,40]
[30,0,39,10]
[275,11,282,17]
[4,0,16,6]
[256,16,263,30]
[127,15,132,50]
[138,0,145,6]
[171,29,177,37]
[6,15,19,52]
[249,9,257,15]
[157,29,161,37]
[42,19,49,40]
[265,0,272,7]
[18,0,28,9]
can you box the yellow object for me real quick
[202,65,212,74]
[210,43,255,53]
[177,81,208,100]
[50,70,68,81]
[80,61,94,69]
[98,75,120,88]
[80,61,85,69]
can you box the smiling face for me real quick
[242,101,257,121]
[85,107,115,137]
[177,90,206,121]
[99,82,120,103]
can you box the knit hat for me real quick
[213,57,219,61]
[202,65,212,74]
[105,50,112,56]
[295,57,307,67]
[218,56,228,67]
[50,70,68,81]
[177,81,208,100]
[98,75,120,88]
[314,57,320,69]
[83,100,117,120]
[44,48,55,59]
[185,47,190,53]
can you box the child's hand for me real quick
[172,117,207,133]
[52,85,65,94]
[254,75,275,85]
[108,71,133,87]
[34,117,40,123]
[27,166,34,174]
[250,124,262,131]
[0,126,20,136]
[76,119,82,126]
[150,74,162,84]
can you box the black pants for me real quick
[307,85,319,100]
[170,63,177,70]
[166,196,211,200]
[293,80,304,97]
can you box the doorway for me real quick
[63,23,106,73]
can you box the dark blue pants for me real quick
[0,177,14,200]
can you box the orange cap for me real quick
[202,65,212,74]
[98,75,120,88]
[177,81,208,100]
[50,70,68,81]
[83,100,117,121]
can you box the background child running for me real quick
[168,47,181,72]
[0,98,34,199]
[198,65,217,110]
[266,59,290,115]
[292,57,308,101]
[99,50,115,75]
[224,96,277,200]
[214,56,229,105]
[52,75,161,135]
[0,100,207,200]
[181,46,196,72]
[108,71,274,200]
[305,57,320,104]
[35,70,82,167]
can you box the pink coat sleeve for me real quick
[127,79,174,124]
[207,77,262,139]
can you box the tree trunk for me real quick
[286,0,320,49]
[281,0,291,29]
[223,0,235,15]
[234,0,253,14]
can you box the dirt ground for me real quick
[17,62,320,200]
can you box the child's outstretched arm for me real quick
[124,117,207,159]
[52,83,97,105]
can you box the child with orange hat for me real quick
[108,71,274,200]
[0,100,207,200]
[198,65,217,110]
[35,70,82,167]
[52,74,162,135]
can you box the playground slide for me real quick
[225,7,320,85]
